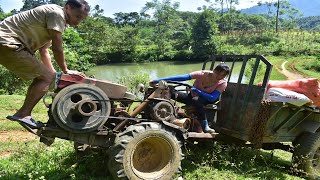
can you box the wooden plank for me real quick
[187,132,217,139]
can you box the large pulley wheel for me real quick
[51,84,111,133]
[150,101,175,121]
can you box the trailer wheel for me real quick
[293,132,320,179]
[108,122,183,180]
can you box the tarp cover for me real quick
[264,78,320,107]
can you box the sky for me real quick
[0,0,268,18]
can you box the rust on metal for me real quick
[187,132,217,139]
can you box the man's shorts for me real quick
[0,44,48,81]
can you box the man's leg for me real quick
[0,45,55,119]
[14,74,54,118]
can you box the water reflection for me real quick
[87,61,245,83]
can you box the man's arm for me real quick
[39,42,56,73]
[48,29,68,73]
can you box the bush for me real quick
[116,71,150,99]
[0,66,29,95]
[303,54,320,71]
[173,50,193,61]
[238,33,281,46]
[134,45,158,62]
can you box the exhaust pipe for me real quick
[171,118,191,130]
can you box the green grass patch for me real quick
[292,56,320,79]
[0,95,48,131]
[180,142,302,179]
[266,55,320,80]
[265,56,288,80]
[0,138,303,180]
[243,55,288,84]
[0,139,112,179]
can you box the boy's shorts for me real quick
[0,44,48,80]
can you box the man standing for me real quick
[0,0,90,128]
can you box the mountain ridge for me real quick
[240,0,320,17]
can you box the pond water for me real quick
[87,61,245,83]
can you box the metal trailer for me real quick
[206,55,320,179]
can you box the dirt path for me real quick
[0,130,36,143]
[280,61,304,80]
[0,130,37,158]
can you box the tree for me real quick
[215,0,225,16]
[77,12,140,63]
[275,0,280,32]
[107,25,139,62]
[202,0,239,32]
[114,12,141,27]
[62,28,93,71]
[21,0,47,11]
[0,6,7,20]
[282,7,302,29]
[92,5,104,18]
[175,11,200,50]
[76,16,113,64]
[258,0,301,32]
[191,10,219,60]
[21,0,65,11]
[50,0,65,6]
[247,14,268,31]
[225,13,266,31]
[141,0,184,60]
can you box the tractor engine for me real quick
[48,73,135,133]
[142,81,191,129]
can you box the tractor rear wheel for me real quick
[108,122,183,180]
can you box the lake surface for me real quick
[87,61,244,83]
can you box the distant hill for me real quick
[240,0,320,17]
[297,16,320,30]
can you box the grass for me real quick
[0,139,112,179]
[0,137,302,180]
[181,143,301,179]
[265,56,289,80]
[290,56,320,79]
[0,95,48,131]
[268,55,320,79]
[219,31,320,56]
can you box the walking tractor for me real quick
[18,55,320,179]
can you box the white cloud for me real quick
[235,0,278,9]
[0,0,24,12]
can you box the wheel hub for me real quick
[132,136,172,179]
